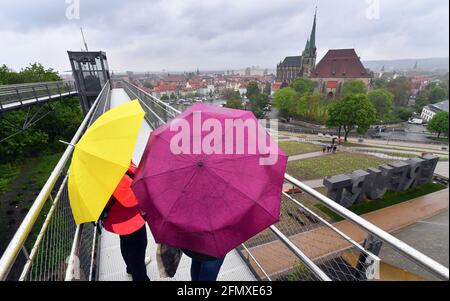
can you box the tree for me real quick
[296,93,328,123]
[367,89,394,120]
[393,106,415,121]
[246,82,260,100]
[326,94,376,141]
[221,88,241,101]
[291,78,315,95]
[416,82,448,110]
[371,78,388,89]
[428,84,447,104]
[273,87,298,120]
[427,112,449,138]
[170,92,177,100]
[387,77,411,106]
[143,82,154,89]
[0,63,60,85]
[342,80,368,96]
[250,93,269,119]
[19,63,61,83]
[224,98,243,109]
[263,82,271,95]
[160,94,169,101]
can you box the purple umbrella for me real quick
[132,103,287,257]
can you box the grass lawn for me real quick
[316,182,447,222]
[287,152,393,181]
[278,141,323,156]
[28,153,63,187]
[0,163,20,193]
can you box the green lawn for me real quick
[28,153,63,187]
[316,182,447,222]
[287,152,393,181]
[279,141,323,156]
[0,163,20,193]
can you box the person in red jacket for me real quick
[101,163,150,281]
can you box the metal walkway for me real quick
[0,81,77,112]
[97,88,256,281]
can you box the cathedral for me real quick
[276,11,317,85]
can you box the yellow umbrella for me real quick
[68,99,145,224]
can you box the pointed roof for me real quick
[303,9,317,58]
[311,49,371,78]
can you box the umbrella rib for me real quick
[135,164,197,180]
[151,134,198,163]
[209,164,283,189]
[155,167,200,241]
[76,145,130,169]
[86,111,144,133]
[205,168,279,221]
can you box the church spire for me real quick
[310,7,317,54]
[303,7,317,58]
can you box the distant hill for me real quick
[363,57,449,73]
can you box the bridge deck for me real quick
[97,88,256,281]
[0,91,77,112]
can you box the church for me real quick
[276,11,317,85]
[276,10,372,97]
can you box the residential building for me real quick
[421,100,449,122]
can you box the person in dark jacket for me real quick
[101,163,150,281]
[182,249,225,281]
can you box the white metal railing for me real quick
[284,174,449,281]
[0,80,77,111]
[0,81,110,281]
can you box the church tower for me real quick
[302,9,317,78]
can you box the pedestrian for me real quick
[100,162,151,281]
[322,144,326,153]
[333,145,337,153]
[182,249,226,281]
[326,145,331,153]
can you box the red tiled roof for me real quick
[272,82,283,90]
[163,74,186,82]
[311,49,370,79]
[154,82,177,92]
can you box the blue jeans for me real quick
[190,257,225,281]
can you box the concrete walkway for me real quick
[245,189,449,279]
[288,151,328,162]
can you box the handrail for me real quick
[284,173,449,281]
[0,80,73,89]
[269,226,332,281]
[0,81,110,281]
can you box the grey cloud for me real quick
[0,0,448,72]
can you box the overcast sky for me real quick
[0,0,448,73]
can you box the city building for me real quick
[421,99,449,122]
[276,10,317,84]
[310,49,371,98]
